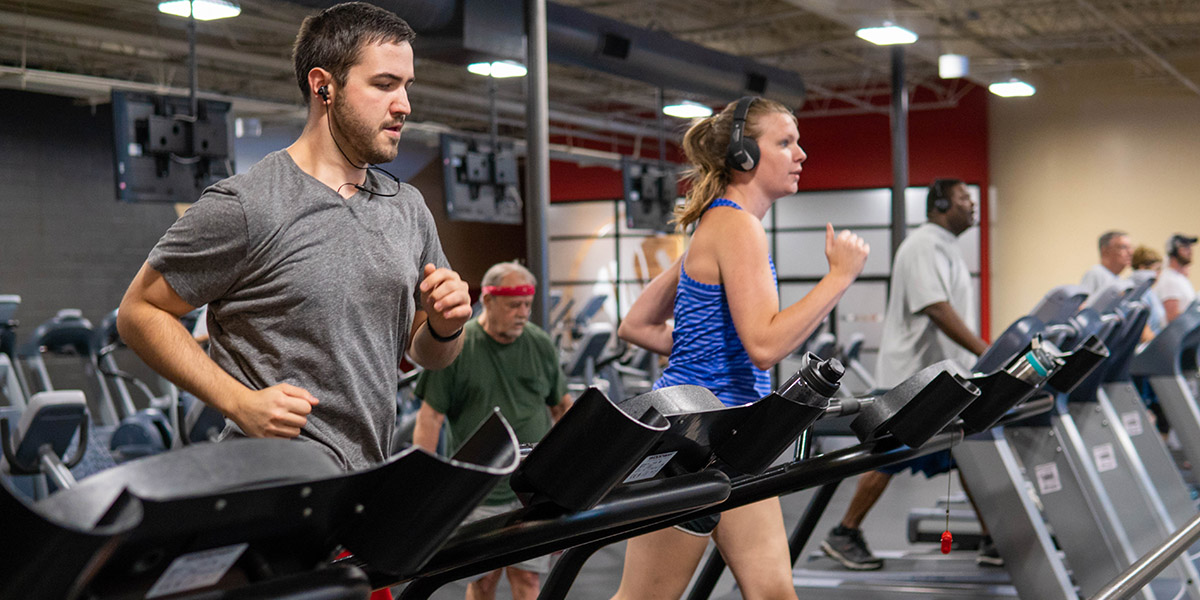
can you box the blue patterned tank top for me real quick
[651,198,777,406]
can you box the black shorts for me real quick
[675,513,721,536]
[877,449,954,477]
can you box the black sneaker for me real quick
[976,535,1004,567]
[821,526,884,570]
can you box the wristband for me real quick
[426,321,463,342]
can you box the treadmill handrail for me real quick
[1090,510,1200,600]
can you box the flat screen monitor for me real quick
[622,159,680,232]
[112,91,235,203]
[441,133,523,224]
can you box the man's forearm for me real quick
[549,393,573,422]
[922,302,988,356]
[412,403,444,452]
[118,301,248,415]
[409,321,464,370]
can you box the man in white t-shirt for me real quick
[823,179,991,571]
[1158,234,1198,322]
[1080,231,1133,297]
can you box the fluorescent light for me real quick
[662,101,713,119]
[939,54,969,79]
[466,60,527,78]
[855,24,918,46]
[158,0,241,20]
[989,79,1036,97]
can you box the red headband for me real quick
[483,284,535,297]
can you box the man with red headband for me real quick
[413,261,572,600]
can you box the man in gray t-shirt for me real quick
[118,3,471,471]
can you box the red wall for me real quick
[546,83,992,336]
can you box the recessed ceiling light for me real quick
[467,61,528,78]
[662,100,713,119]
[158,0,241,21]
[989,79,1036,97]
[855,24,918,46]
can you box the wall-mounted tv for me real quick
[440,133,523,225]
[111,91,234,203]
[622,159,680,232]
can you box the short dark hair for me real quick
[926,178,964,214]
[1098,230,1128,252]
[292,2,416,104]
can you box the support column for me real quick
[525,0,551,328]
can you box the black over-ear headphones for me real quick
[317,85,329,103]
[930,179,952,213]
[726,96,760,172]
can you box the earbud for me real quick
[317,85,329,104]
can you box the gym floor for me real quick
[408,444,961,599]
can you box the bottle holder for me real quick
[851,361,980,448]
[510,386,669,512]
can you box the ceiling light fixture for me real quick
[989,79,1036,97]
[855,23,918,46]
[467,60,528,78]
[157,0,242,21]
[938,54,969,79]
[662,100,713,119]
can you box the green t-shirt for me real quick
[415,319,566,504]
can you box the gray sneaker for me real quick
[821,526,884,570]
[976,535,1004,567]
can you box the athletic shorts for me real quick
[674,512,721,536]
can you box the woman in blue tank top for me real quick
[613,97,870,600]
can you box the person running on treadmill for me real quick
[822,179,995,570]
[1157,234,1198,322]
[413,261,572,600]
[616,96,869,600]
[118,2,471,472]
[1080,230,1133,297]
[1130,245,1167,341]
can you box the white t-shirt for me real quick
[1156,267,1197,306]
[876,223,978,389]
[1079,264,1119,297]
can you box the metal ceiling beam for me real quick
[0,9,289,73]
[413,85,668,139]
[778,0,1006,90]
[1075,0,1200,97]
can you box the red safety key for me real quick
[940,530,953,554]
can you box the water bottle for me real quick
[714,353,845,475]
[1004,337,1063,386]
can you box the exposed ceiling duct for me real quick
[283,0,806,108]
[284,0,459,32]
[545,2,806,109]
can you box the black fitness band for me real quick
[426,321,463,342]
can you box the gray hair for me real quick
[482,261,536,290]
[1098,230,1128,252]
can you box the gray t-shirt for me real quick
[149,150,448,470]
[876,223,977,388]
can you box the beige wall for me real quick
[988,63,1200,334]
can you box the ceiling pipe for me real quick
[413,86,671,140]
[0,9,287,73]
